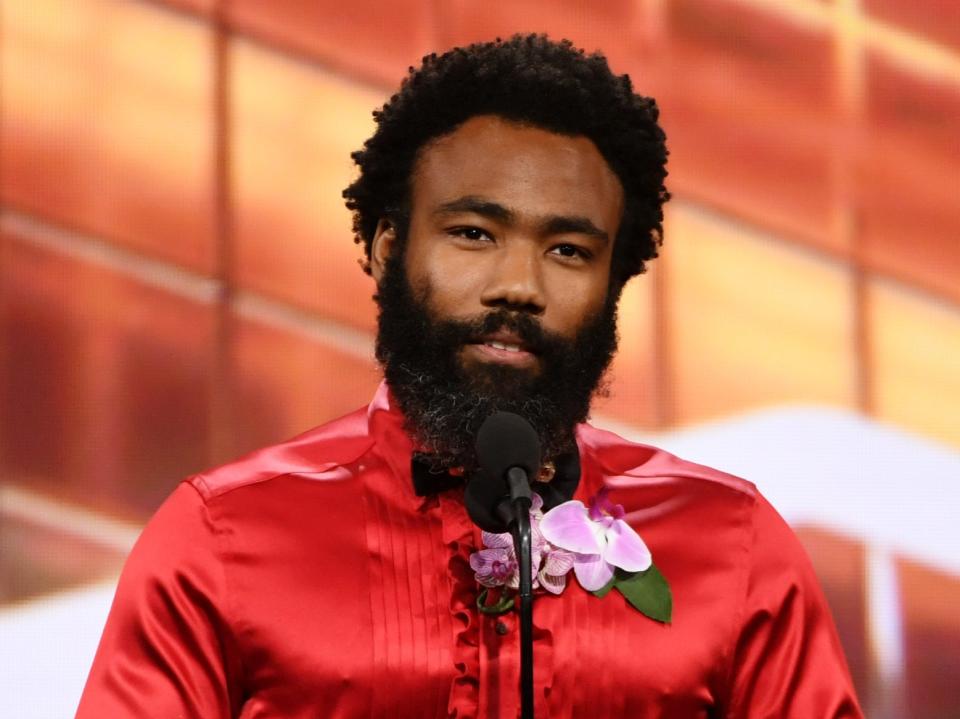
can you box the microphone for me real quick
[466,411,539,719]
[465,412,541,533]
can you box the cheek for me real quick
[403,243,487,315]
[542,267,611,335]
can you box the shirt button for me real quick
[495,620,510,636]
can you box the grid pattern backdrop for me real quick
[0,1,958,717]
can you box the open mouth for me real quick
[484,339,524,353]
[467,332,538,367]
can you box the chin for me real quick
[459,359,541,395]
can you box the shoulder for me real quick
[576,422,826,610]
[188,404,375,502]
[576,421,759,502]
[575,421,807,582]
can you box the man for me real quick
[77,36,862,718]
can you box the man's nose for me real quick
[479,240,546,315]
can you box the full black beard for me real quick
[374,248,620,472]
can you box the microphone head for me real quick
[475,411,542,483]
[466,411,541,533]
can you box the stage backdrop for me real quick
[1,1,958,718]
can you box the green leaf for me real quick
[614,564,672,623]
[592,574,617,598]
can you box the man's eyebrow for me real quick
[541,216,610,243]
[433,196,514,223]
[434,196,610,243]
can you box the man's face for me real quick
[371,115,625,469]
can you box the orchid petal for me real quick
[469,548,500,572]
[477,573,504,588]
[573,553,614,591]
[540,501,604,555]
[538,569,568,595]
[531,523,548,554]
[603,519,652,573]
[482,530,513,549]
[543,549,575,576]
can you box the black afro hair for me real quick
[342,34,670,287]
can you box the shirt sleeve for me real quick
[724,495,864,719]
[75,481,242,719]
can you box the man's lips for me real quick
[464,331,538,367]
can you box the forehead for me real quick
[410,115,623,225]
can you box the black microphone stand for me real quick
[471,411,543,719]
[504,466,534,719]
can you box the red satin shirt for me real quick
[77,383,862,718]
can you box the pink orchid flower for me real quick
[536,547,576,595]
[469,494,574,593]
[469,532,524,588]
[469,493,545,589]
[539,487,652,591]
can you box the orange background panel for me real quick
[864,0,960,54]
[224,312,381,459]
[665,207,857,424]
[230,40,382,328]
[162,0,216,15]
[225,0,436,85]
[592,265,660,428]
[0,231,216,519]
[661,0,839,252]
[437,0,642,74]
[0,0,217,273]
[794,526,870,697]
[868,280,960,448]
[860,54,960,303]
[0,514,126,603]
[898,557,960,718]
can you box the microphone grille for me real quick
[475,411,541,480]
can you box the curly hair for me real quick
[342,34,669,287]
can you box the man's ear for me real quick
[369,219,398,283]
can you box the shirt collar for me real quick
[366,381,417,498]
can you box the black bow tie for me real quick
[411,458,465,496]
[411,449,581,513]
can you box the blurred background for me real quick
[0,0,957,717]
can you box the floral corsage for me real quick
[468,488,671,622]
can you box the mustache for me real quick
[432,309,564,355]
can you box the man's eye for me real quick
[451,227,491,242]
[551,244,588,260]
